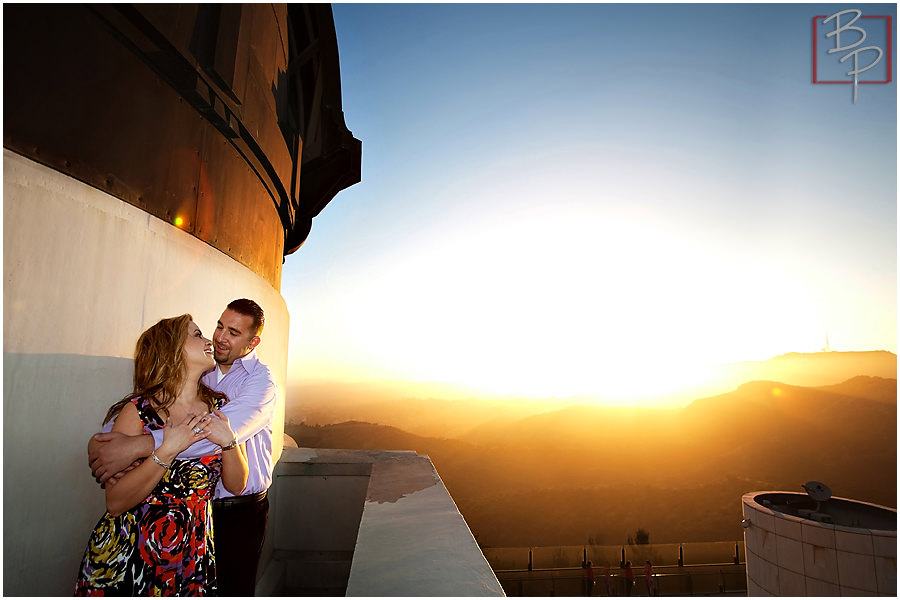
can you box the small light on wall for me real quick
[174,216,184,227]
[741,519,751,528]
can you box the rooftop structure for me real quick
[3,3,354,593]
[742,490,897,596]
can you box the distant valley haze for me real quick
[288,350,898,416]
[286,350,897,547]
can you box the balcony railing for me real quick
[486,542,747,596]
[493,567,747,597]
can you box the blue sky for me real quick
[281,3,896,401]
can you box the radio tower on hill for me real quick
[821,333,833,352]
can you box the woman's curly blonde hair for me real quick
[104,314,226,424]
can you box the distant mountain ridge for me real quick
[717,350,896,388]
[814,375,897,403]
[287,351,897,436]
[286,374,896,547]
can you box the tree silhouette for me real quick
[627,528,650,545]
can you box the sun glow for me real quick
[283,3,896,411]
[320,207,825,407]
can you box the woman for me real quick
[75,315,249,595]
[643,560,654,596]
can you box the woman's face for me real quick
[183,321,215,370]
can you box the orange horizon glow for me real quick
[289,211,896,409]
[289,346,896,410]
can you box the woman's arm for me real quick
[204,409,249,495]
[104,405,208,516]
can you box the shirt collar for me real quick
[203,348,260,383]
[228,347,260,375]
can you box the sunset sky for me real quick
[280,3,897,404]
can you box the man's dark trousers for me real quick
[213,494,269,596]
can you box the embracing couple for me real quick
[75,299,276,596]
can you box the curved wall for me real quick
[742,491,897,596]
[3,4,359,289]
[3,151,288,595]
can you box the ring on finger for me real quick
[193,426,202,434]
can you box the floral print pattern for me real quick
[75,397,223,596]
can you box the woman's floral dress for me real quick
[75,396,224,596]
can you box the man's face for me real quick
[213,309,259,366]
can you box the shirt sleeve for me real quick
[174,366,277,459]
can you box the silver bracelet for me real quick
[221,438,237,451]
[150,451,171,470]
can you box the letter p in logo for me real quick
[813,10,892,103]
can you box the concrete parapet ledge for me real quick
[259,447,505,596]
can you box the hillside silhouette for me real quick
[286,352,896,547]
[289,351,897,434]
[719,350,896,388]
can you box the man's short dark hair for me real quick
[227,298,265,336]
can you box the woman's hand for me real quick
[157,413,209,460]
[203,410,237,447]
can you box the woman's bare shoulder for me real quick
[111,400,144,435]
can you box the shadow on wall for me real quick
[3,353,133,596]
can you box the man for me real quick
[89,298,276,596]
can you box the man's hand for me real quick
[204,410,237,447]
[88,431,154,486]
[103,460,143,488]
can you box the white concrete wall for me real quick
[3,150,289,596]
[743,493,897,596]
[258,448,506,597]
